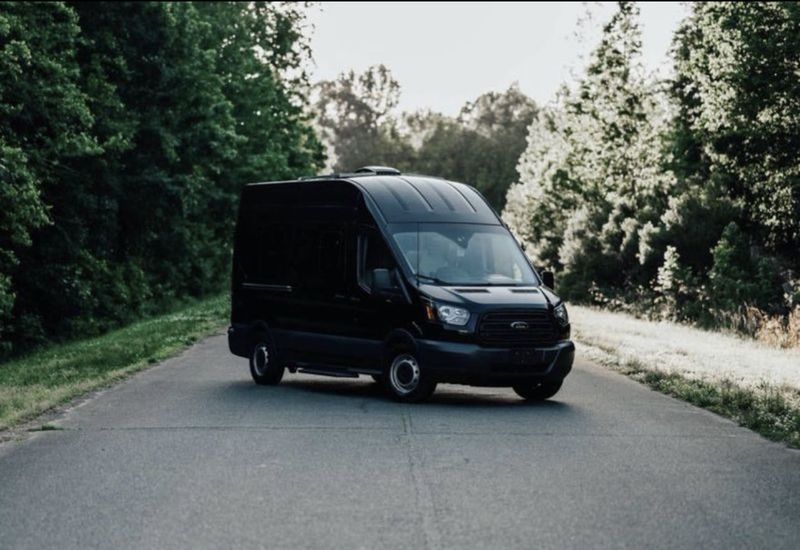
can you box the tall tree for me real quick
[199,2,323,186]
[314,65,536,211]
[670,2,800,287]
[412,84,537,210]
[0,2,95,349]
[1,2,323,355]
[314,64,411,172]
[504,2,672,298]
[11,2,239,345]
[504,1,798,321]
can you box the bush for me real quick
[653,246,703,321]
[708,222,781,315]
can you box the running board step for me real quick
[296,367,359,378]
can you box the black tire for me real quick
[513,380,562,401]
[382,351,436,403]
[249,337,284,386]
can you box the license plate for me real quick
[510,349,544,365]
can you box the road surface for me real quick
[1,333,799,549]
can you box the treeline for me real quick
[0,2,322,356]
[313,65,537,211]
[503,2,799,343]
[4,2,797,355]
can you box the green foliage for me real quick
[0,2,322,357]
[314,64,413,172]
[0,2,96,352]
[410,85,537,210]
[673,2,800,256]
[639,370,800,449]
[665,2,799,318]
[503,1,800,331]
[0,294,227,429]
[505,1,671,289]
[708,222,781,315]
[314,66,536,211]
[200,2,323,186]
[653,246,702,321]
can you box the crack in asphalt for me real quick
[401,410,442,550]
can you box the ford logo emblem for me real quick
[510,321,528,330]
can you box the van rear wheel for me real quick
[382,352,436,403]
[249,339,284,385]
[513,380,562,401]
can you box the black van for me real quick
[228,166,574,402]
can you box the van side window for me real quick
[295,223,347,294]
[316,227,347,292]
[259,223,293,283]
[358,228,396,293]
[239,215,292,285]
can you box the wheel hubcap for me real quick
[253,344,269,376]
[389,354,420,395]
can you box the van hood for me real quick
[419,284,558,309]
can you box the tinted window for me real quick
[293,223,347,294]
[391,223,536,286]
[238,216,293,285]
[358,228,397,292]
[238,212,347,294]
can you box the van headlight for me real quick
[436,304,470,326]
[553,303,569,326]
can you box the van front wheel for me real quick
[249,339,284,385]
[383,352,436,403]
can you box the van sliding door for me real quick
[278,217,368,366]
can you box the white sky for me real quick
[306,2,688,115]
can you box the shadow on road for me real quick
[219,375,575,410]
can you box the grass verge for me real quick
[576,336,800,449]
[0,295,228,431]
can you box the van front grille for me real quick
[478,309,558,348]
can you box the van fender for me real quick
[249,320,270,341]
[247,320,275,355]
[248,320,288,366]
[382,328,419,364]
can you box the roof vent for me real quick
[355,166,401,176]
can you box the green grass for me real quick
[0,295,228,431]
[578,338,800,448]
[622,365,800,448]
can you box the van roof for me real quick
[348,173,499,224]
[248,167,500,225]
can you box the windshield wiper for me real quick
[415,274,449,285]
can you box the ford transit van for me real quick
[228,166,574,402]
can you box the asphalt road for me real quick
[1,333,799,549]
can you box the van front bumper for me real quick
[416,339,574,387]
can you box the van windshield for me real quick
[391,223,538,286]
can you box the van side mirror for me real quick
[370,268,395,294]
[541,270,555,290]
